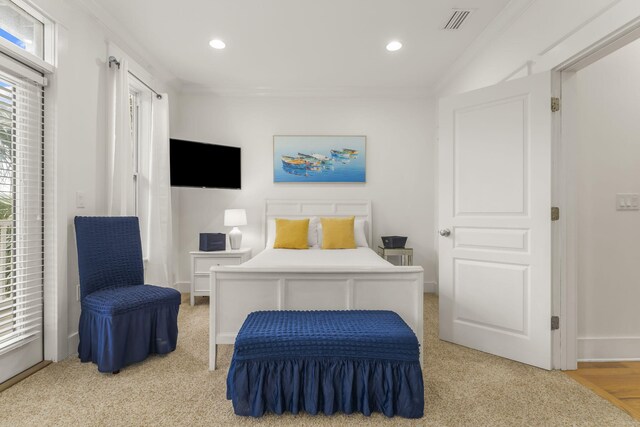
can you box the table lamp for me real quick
[224,209,247,250]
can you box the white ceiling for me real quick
[92,0,511,96]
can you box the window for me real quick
[0,0,48,383]
[0,1,53,75]
[128,79,151,259]
[0,0,43,59]
[129,89,139,214]
[0,66,44,354]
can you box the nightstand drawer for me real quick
[193,256,241,273]
[189,248,252,306]
[193,275,210,293]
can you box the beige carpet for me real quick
[0,294,637,426]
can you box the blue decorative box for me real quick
[199,233,226,251]
[381,236,407,249]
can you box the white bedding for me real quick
[239,247,393,268]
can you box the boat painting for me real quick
[274,136,366,183]
[297,153,334,171]
[281,155,307,169]
[298,152,332,164]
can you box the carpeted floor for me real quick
[1,294,637,426]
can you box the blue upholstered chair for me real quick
[74,216,181,373]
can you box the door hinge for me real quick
[551,316,560,330]
[551,207,560,221]
[551,97,560,112]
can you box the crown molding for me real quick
[178,83,433,99]
[434,0,537,96]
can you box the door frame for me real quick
[553,19,640,370]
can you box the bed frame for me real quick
[209,200,424,369]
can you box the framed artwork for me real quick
[273,135,366,183]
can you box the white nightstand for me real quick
[189,248,252,306]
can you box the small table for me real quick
[377,246,413,266]
[190,248,252,305]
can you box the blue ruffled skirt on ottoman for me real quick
[227,310,424,419]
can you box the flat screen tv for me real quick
[170,139,241,189]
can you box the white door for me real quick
[438,72,552,370]
[0,65,45,384]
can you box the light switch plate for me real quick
[616,193,639,211]
[76,191,85,208]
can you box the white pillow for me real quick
[317,218,368,248]
[265,217,319,248]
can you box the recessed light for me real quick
[386,41,402,52]
[209,39,226,49]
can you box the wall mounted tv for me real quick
[170,139,241,189]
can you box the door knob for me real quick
[439,228,451,237]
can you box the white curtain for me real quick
[106,58,134,215]
[106,53,174,288]
[145,94,173,287]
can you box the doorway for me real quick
[556,29,640,421]
[573,38,640,363]
[556,24,640,371]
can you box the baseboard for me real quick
[174,281,190,294]
[578,336,640,361]
[424,281,437,293]
[67,332,78,357]
[0,360,51,392]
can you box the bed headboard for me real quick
[264,200,372,248]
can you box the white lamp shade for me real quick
[224,209,247,227]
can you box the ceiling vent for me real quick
[443,9,473,30]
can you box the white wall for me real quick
[438,0,640,96]
[172,94,436,289]
[576,39,640,361]
[30,0,178,360]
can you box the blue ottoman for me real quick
[227,310,424,418]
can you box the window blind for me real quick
[0,64,44,354]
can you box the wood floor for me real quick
[566,362,640,420]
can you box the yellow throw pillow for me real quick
[273,218,310,249]
[320,216,356,249]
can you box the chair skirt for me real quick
[78,302,179,373]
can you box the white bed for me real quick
[241,246,393,268]
[209,200,424,369]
